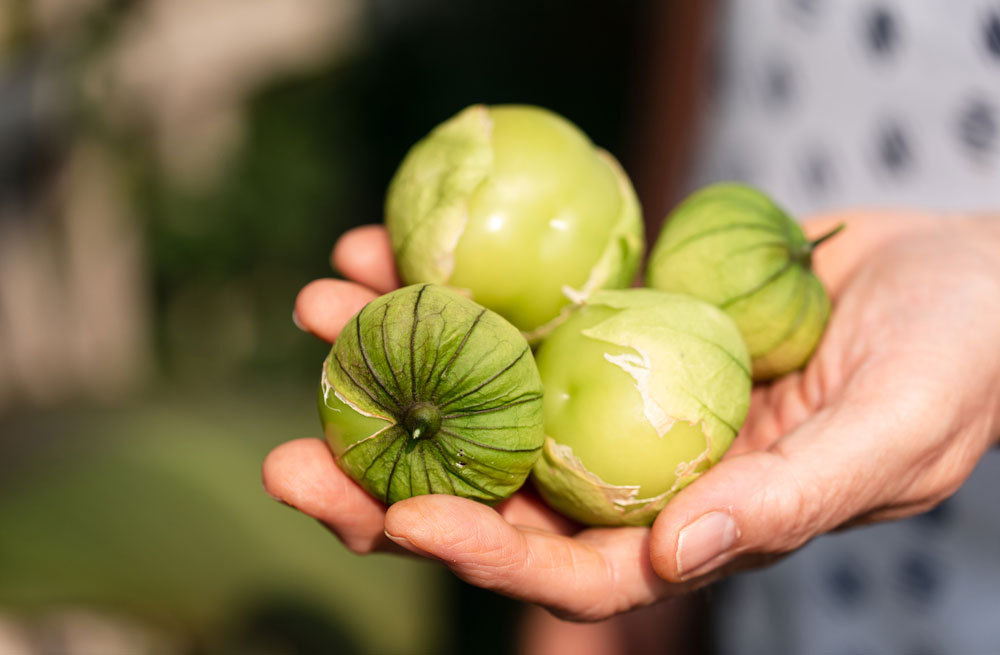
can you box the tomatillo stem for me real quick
[793,222,846,266]
[403,402,442,440]
[809,222,846,250]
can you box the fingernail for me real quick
[383,530,442,561]
[292,309,306,332]
[676,511,740,579]
[384,530,421,554]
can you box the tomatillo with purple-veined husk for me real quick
[646,183,843,380]
[530,289,752,526]
[319,284,545,505]
[385,104,644,342]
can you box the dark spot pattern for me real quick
[896,551,944,607]
[986,10,1000,59]
[762,57,795,110]
[824,558,870,608]
[784,0,824,27]
[877,122,913,173]
[912,498,954,530]
[866,7,899,56]
[802,148,835,195]
[701,3,1000,650]
[788,0,822,15]
[958,99,997,156]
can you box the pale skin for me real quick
[263,213,1000,622]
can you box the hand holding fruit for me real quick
[649,211,1000,581]
[263,93,999,623]
[264,210,1000,620]
[268,225,690,620]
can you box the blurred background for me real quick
[0,1,699,652]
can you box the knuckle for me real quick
[760,450,827,552]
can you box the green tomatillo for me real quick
[646,183,843,380]
[531,289,752,526]
[385,104,644,341]
[319,284,545,505]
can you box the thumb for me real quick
[649,394,920,583]
[384,494,675,620]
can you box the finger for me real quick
[495,485,580,536]
[262,438,400,555]
[649,377,936,583]
[332,225,400,294]
[724,386,774,459]
[728,368,820,458]
[383,495,685,621]
[294,278,377,342]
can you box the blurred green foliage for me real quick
[0,387,448,653]
[139,0,646,386]
[140,76,359,382]
[2,0,650,652]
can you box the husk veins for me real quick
[386,106,492,286]
[320,284,545,505]
[647,183,841,380]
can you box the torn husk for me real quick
[532,436,712,527]
[530,289,750,526]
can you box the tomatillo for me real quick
[385,104,644,341]
[646,183,842,380]
[319,284,545,505]
[531,289,751,526]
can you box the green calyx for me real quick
[386,106,493,287]
[319,284,545,505]
[385,104,643,339]
[790,222,846,268]
[403,402,441,441]
[646,183,842,380]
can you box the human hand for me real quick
[648,211,1000,583]
[263,213,1000,620]
[265,225,692,621]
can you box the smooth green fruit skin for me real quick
[319,284,545,505]
[385,105,644,340]
[531,289,751,526]
[646,183,831,380]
